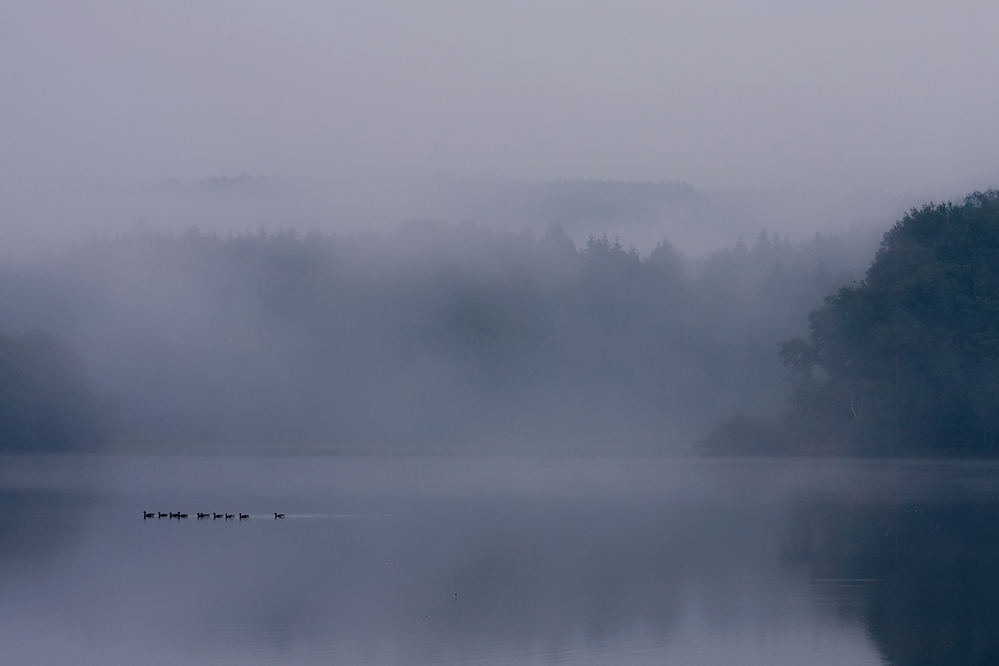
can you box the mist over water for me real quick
[2,0,995,455]
[4,1,999,663]
[2,456,997,666]
[0,217,886,452]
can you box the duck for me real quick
[179,513,189,518]
[239,513,249,520]
[213,513,223,519]
[143,511,155,518]
[197,512,209,519]
[225,513,235,520]
[169,512,181,518]
[158,512,168,518]
[274,513,285,519]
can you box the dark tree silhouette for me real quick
[777,190,999,454]
[0,330,115,451]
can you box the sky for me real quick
[2,1,998,198]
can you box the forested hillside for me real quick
[0,330,114,451]
[703,190,999,456]
[0,222,874,452]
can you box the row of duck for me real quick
[144,512,284,520]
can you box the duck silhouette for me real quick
[197,512,209,519]
[143,511,155,518]
[169,512,181,519]
[274,513,285,519]
[239,513,249,520]
[213,513,223,519]
[179,513,189,518]
[225,514,235,520]
[158,512,168,518]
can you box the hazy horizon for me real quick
[3,1,999,262]
[3,6,999,663]
[5,1,999,187]
[0,173,928,264]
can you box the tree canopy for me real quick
[0,330,115,451]
[778,190,999,454]
[0,221,863,452]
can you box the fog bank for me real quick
[0,221,882,453]
[0,175,914,264]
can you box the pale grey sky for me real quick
[2,0,998,195]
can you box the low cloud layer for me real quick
[3,1,998,195]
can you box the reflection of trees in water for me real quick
[199,497,789,659]
[0,490,90,574]
[784,501,999,666]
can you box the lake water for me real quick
[1,456,998,665]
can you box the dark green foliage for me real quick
[0,330,114,451]
[780,190,999,454]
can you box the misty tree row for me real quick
[703,190,999,456]
[0,330,115,451]
[0,219,871,452]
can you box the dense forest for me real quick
[703,190,999,456]
[14,188,999,457]
[0,329,114,451]
[0,219,876,453]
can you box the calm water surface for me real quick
[1,456,998,665]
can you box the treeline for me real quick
[0,220,873,452]
[0,330,115,451]
[702,190,999,456]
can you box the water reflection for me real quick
[788,500,999,666]
[2,456,996,665]
[0,489,91,572]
